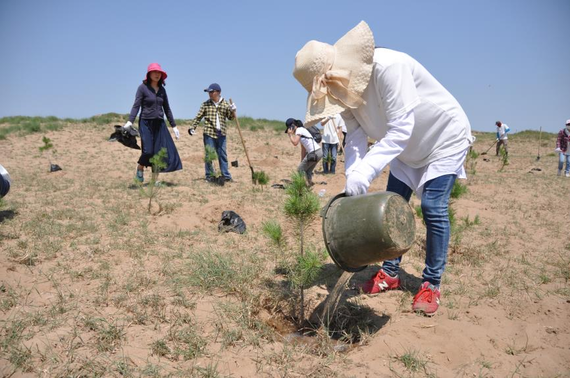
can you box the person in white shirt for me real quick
[495,121,509,156]
[321,114,343,174]
[293,21,474,315]
[285,118,323,186]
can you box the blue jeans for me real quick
[558,153,570,174]
[381,172,457,287]
[322,143,338,173]
[203,133,231,179]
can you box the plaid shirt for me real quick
[556,128,570,153]
[191,98,235,138]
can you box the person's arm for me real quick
[556,130,563,150]
[162,89,176,127]
[343,110,368,176]
[225,101,235,120]
[350,110,415,183]
[191,103,206,129]
[345,62,419,196]
[288,129,301,146]
[128,85,144,123]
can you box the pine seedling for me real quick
[284,171,323,325]
[138,147,168,214]
[39,136,57,171]
[261,219,284,248]
[252,170,269,189]
[204,145,222,180]
[499,148,509,171]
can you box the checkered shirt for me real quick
[191,98,235,138]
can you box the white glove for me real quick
[555,147,561,153]
[123,121,133,130]
[172,126,180,139]
[229,103,237,112]
[345,171,370,196]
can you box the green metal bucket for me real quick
[321,191,416,272]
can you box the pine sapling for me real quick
[252,170,269,189]
[204,145,223,184]
[39,136,57,171]
[138,147,168,214]
[284,171,323,325]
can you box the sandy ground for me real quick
[0,120,569,377]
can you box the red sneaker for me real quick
[359,269,400,294]
[412,282,441,316]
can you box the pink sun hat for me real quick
[145,63,167,81]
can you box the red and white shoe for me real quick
[412,282,441,316]
[359,269,401,294]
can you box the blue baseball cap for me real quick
[204,83,221,92]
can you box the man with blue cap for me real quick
[190,83,237,182]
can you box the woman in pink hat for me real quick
[123,63,182,182]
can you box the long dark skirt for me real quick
[138,118,182,172]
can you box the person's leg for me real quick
[496,140,502,156]
[381,172,414,276]
[503,139,509,155]
[565,154,570,176]
[216,133,231,180]
[203,134,215,179]
[305,149,323,185]
[322,143,330,173]
[558,153,564,175]
[136,120,155,181]
[330,143,338,174]
[420,174,456,287]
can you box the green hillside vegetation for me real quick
[0,114,286,140]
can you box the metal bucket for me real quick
[0,164,11,198]
[321,191,416,272]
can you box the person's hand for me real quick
[555,147,562,153]
[123,121,133,130]
[345,171,370,196]
[229,103,237,112]
[287,127,294,135]
[172,126,180,139]
[188,128,196,136]
[496,138,499,142]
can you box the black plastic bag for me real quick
[50,164,62,172]
[218,211,246,234]
[109,125,141,150]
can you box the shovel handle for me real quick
[229,98,254,172]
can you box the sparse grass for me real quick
[391,348,432,376]
[261,219,284,247]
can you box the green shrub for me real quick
[450,180,468,199]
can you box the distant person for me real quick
[124,63,182,183]
[495,121,509,156]
[321,114,342,174]
[293,21,474,315]
[555,119,570,177]
[285,118,323,186]
[189,83,236,182]
[340,114,347,152]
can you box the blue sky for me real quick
[1,0,569,133]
